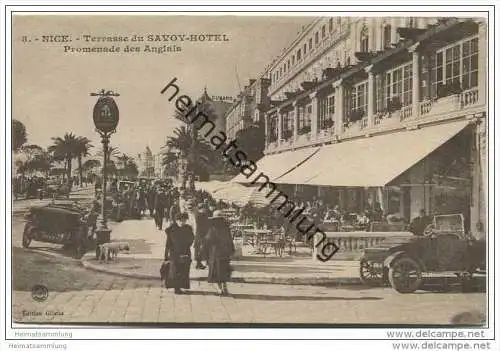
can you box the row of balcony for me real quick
[270,25,351,94]
[265,86,481,153]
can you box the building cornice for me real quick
[265,17,463,116]
[267,18,322,73]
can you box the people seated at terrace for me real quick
[357,210,371,231]
[332,205,343,220]
[372,202,384,221]
[323,205,337,222]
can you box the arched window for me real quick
[360,24,369,52]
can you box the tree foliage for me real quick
[12,120,27,151]
[234,122,265,163]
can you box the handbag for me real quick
[160,260,170,287]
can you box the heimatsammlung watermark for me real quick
[161,77,340,261]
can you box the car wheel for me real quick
[359,259,384,286]
[389,256,423,293]
[22,225,33,248]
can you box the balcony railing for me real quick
[400,105,413,121]
[460,87,479,108]
[419,99,433,116]
[360,117,368,129]
[265,86,483,153]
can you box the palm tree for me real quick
[82,159,101,172]
[164,125,212,189]
[48,132,79,195]
[29,151,53,177]
[75,136,93,187]
[82,159,101,183]
[115,153,138,179]
[95,145,120,178]
[116,153,132,169]
[96,145,120,162]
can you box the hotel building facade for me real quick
[248,17,487,239]
[225,77,271,141]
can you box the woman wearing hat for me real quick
[206,210,234,296]
[164,212,194,294]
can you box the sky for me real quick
[12,14,313,158]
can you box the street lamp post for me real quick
[91,89,120,260]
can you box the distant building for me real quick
[136,146,154,177]
[153,152,164,178]
[225,77,271,140]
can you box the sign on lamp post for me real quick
[91,89,119,260]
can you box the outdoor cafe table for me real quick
[243,228,273,253]
[230,223,255,241]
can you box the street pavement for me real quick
[12,247,486,324]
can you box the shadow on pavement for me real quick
[183,290,382,301]
[227,293,382,301]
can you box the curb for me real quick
[80,254,363,286]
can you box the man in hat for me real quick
[154,186,167,230]
[194,202,210,269]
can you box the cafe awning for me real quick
[274,120,471,187]
[231,146,319,183]
[212,183,273,208]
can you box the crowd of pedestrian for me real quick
[100,178,235,296]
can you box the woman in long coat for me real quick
[206,210,234,296]
[164,212,194,294]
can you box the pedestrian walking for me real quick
[169,198,181,225]
[147,185,156,217]
[194,203,210,269]
[164,212,194,294]
[154,187,167,230]
[206,210,234,296]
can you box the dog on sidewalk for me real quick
[99,242,130,263]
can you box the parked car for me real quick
[22,201,96,258]
[359,214,486,293]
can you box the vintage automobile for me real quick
[359,214,486,293]
[22,201,96,258]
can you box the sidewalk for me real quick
[81,219,362,286]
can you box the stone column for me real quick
[370,18,378,52]
[310,92,318,140]
[374,18,382,51]
[390,17,398,45]
[293,101,299,141]
[409,43,420,119]
[277,109,283,147]
[477,21,487,106]
[334,80,344,136]
[364,65,375,128]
